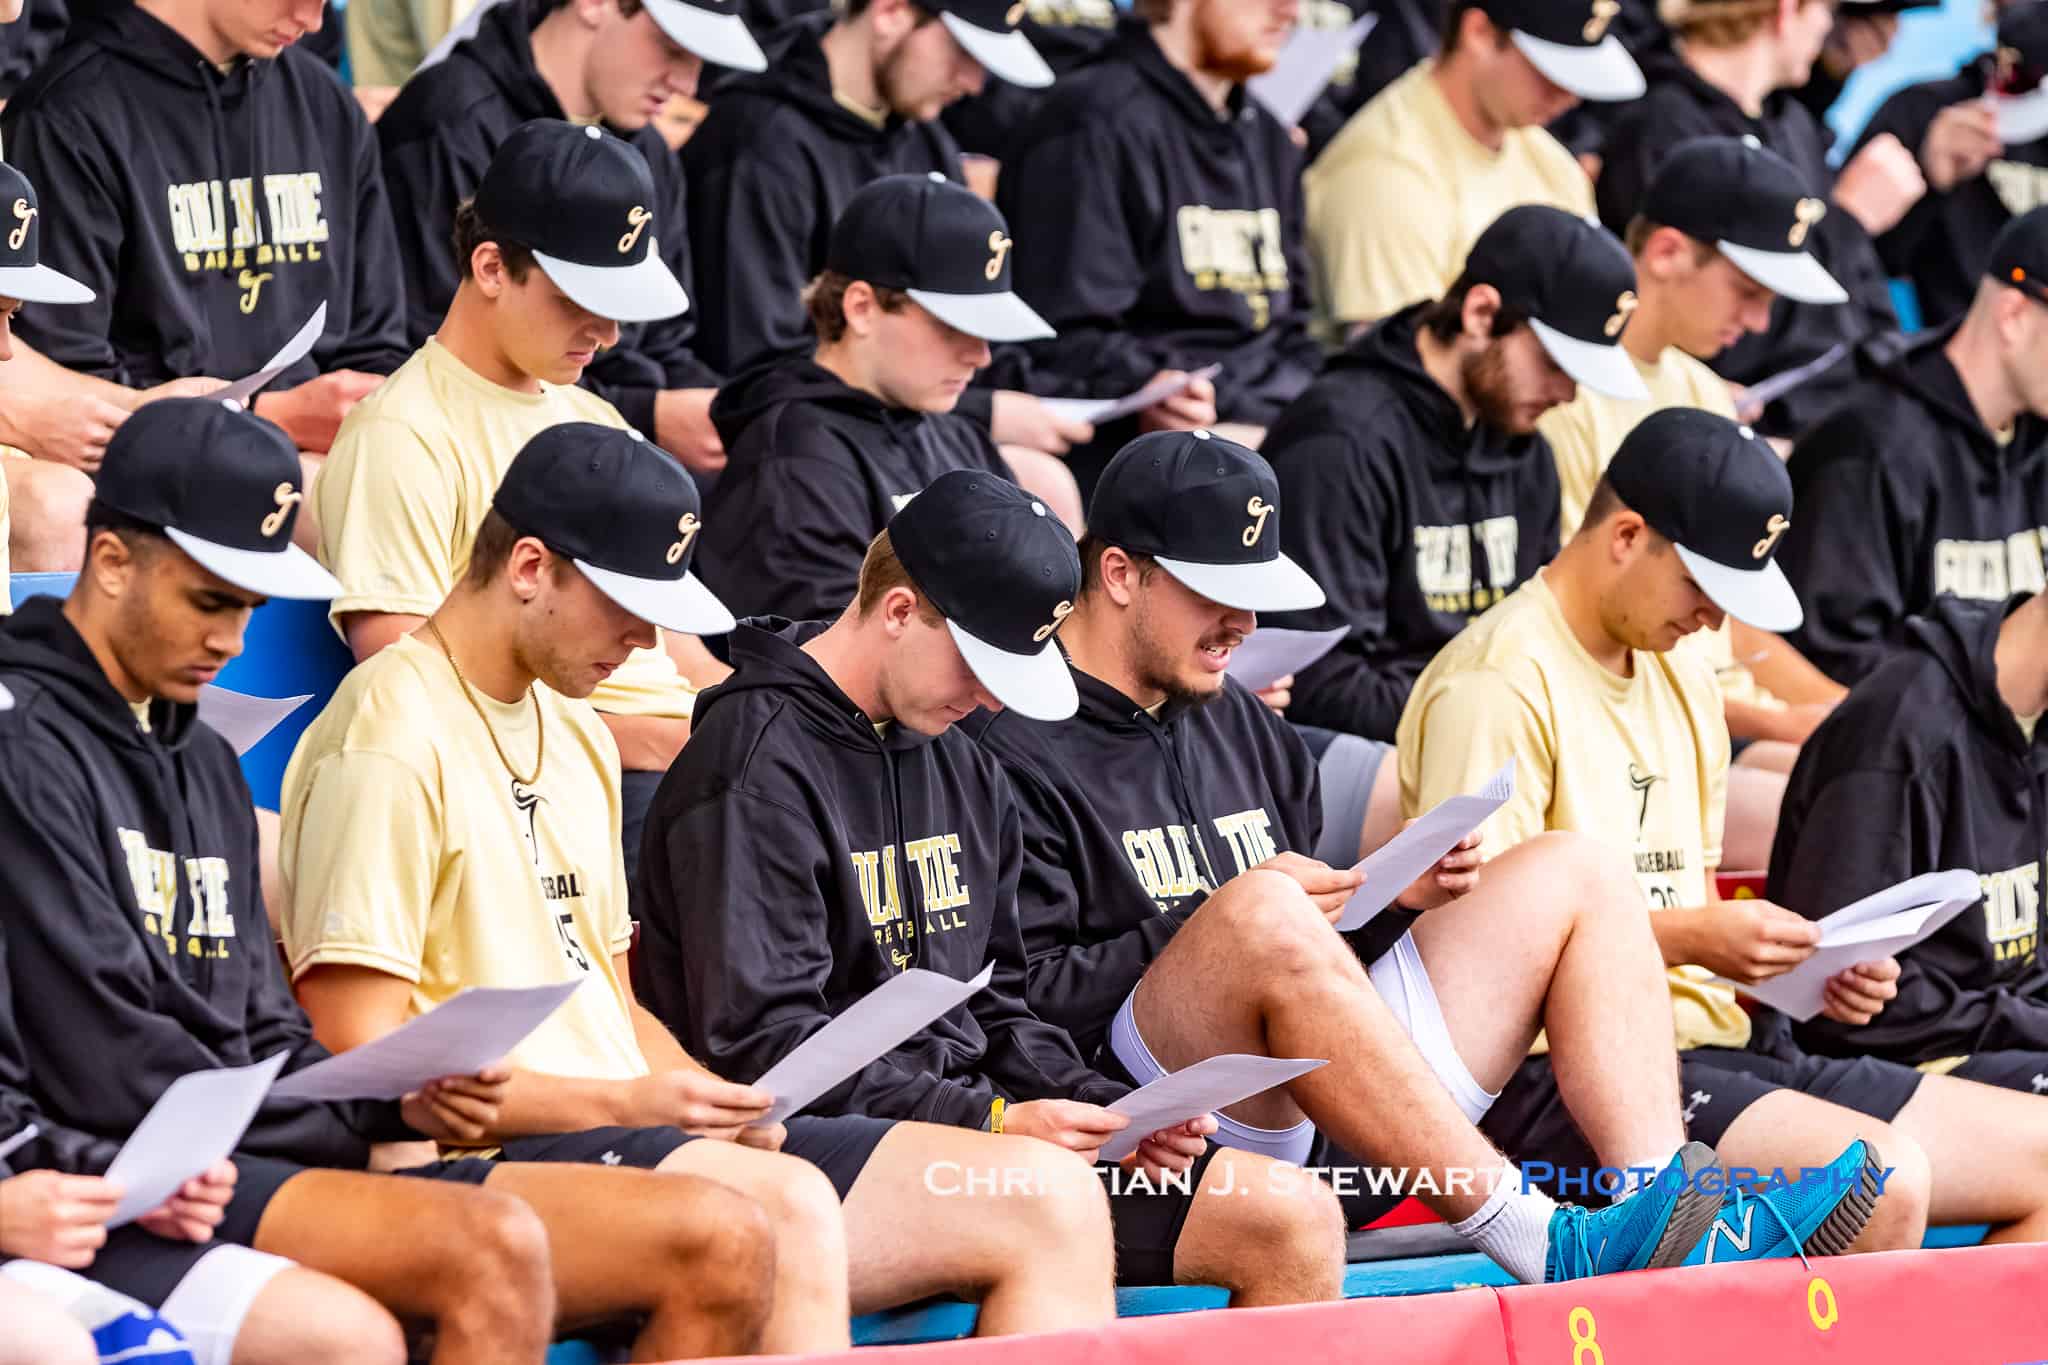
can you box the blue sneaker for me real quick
[1544,1141,1723,1281]
[1682,1140,1883,1266]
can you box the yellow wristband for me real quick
[989,1097,1006,1134]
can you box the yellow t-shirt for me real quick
[315,338,694,720]
[1306,61,1595,329]
[1395,571,1749,1050]
[279,633,646,1083]
[1538,345,1777,711]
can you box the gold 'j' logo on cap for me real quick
[7,199,35,252]
[1032,599,1073,643]
[984,230,1015,282]
[1242,495,1274,547]
[260,482,303,539]
[618,206,652,255]
[1006,0,1026,23]
[1582,0,1619,42]
[666,512,701,565]
[1603,290,1638,338]
[1788,198,1826,248]
[1752,513,1790,560]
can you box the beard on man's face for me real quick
[1461,338,1531,434]
[1194,2,1282,83]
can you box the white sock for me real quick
[1452,1163,1559,1284]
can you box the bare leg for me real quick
[997,445,1085,536]
[837,1126,1117,1335]
[1892,1074,2048,1244]
[1410,832,1685,1169]
[1723,764,1786,871]
[1132,867,1510,1221]
[0,1276,96,1365]
[232,1266,407,1365]
[1170,1148,1346,1305]
[5,459,92,572]
[1714,1090,1928,1252]
[1359,754,1404,859]
[657,1138,853,1354]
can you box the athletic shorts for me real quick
[1100,1143,1224,1286]
[1293,726,1393,869]
[1938,1050,2048,1095]
[1483,1042,1923,1197]
[430,1118,890,1201]
[15,1239,292,1365]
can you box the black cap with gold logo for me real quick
[929,0,1054,87]
[493,422,735,635]
[1603,407,1802,631]
[1478,0,1645,100]
[889,470,1080,721]
[0,160,91,306]
[474,120,688,323]
[1461,204,1648,402]
[827,173,1054,343]
[1088,430,1324,613]
[1641,137,1847,305]
[94,398,342,600]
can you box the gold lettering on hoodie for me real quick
[1933,529,2048,601]
[1175,206,1289,330]
[1982,860,2041,964]
[1414,516,1521,613]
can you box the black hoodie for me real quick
[1767,596,2048,1063]
[966,671,1321,1060]
[681,11,965,377]
[697,357,1009,622]
[1853,57,2048,329]
[1592,49,1896,437]
[940,0,1118,160]
[0,4,410,387]
[0,599,411,1178]
[1258,305,1562,741]
[1779,324,2048,686]
[986,20,1322,427]
[375,0,719,435]
[633,621,1128,1129]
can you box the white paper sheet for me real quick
[1100,1054,1328,1162]
[1725,869,1983,1022]
[419,0,502,69]
[1734,342,1848,422]
[215,303,327,408]
[1335,758,1516,932]
[105,1054,288,1227]
[757,964,995,1124]
[0,1123,38,1165]
[1225,626,1347,693]
[1247,15,1379,129]
[270,981,581,1102]
[196,686,313,757]
[1038,364,1223,428]
[1996,88,2048,144]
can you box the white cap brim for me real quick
[946,618,1076,721]
[0,262,92,306]
[1674,542,1803,632]
[166,527,343,601]
[907,287,1055,342]
[1995,88,2048,144]
[1154,552,1326,613]
[1530,317,1649,401]
[578,559,737,635]
[643,0,767,71]
[1718,240,1849,305]
[940,12,1055,88]
[532,246,689,324]
[1510,30,1645,101]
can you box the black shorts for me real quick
[1482,1043,1923,1198]
[1101,1144,1223,1286]
[71,1154,308,1305]
[1937,1050,2048,1095]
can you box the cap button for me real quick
[584,126,602,140]
[1738,424,1756,440]
[219,397,242,412]
[1031,502,1046,517]
[1741,133,1762,149]
[627,427,645,443]
[927,171,946,183]
[1192,429,1211,441]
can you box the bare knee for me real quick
[242,1272,407,1365]
[756,1155,847,1267]
[0,1299,95,1365]
[434,1189,555,1331]
[1861,1127,1932,1250]
[1188,1153,1345,1297]
[667,1179,778,1329]
[10,461,93,572]
[1208,870,1345,981]
[1008,1142,1114,1252]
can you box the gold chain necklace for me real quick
[425,620,544,787]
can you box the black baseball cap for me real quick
[1481,0,1645,101]
[1462,204,1649,401]
[1089,431,1324,613]
[493,422,734,635]
[827,173,1053,342]
[642,0,767,71]
[1642,137,1848,305]
[474,120,688,323]
[1991,205,2048,303]
[932,0,1054,87]
[95,398,341,599]
[1605,407,1801,631]
[888,470,1080,721]
[0,161,90,305]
